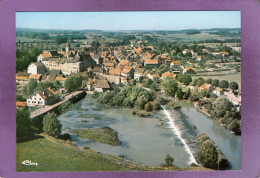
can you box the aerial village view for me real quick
[16,12,241,171]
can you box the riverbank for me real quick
[16,133,211,172]
[192,100,240,135]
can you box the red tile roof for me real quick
[109,68,121,76]
[172,61,180,65]
[103,63,115,67]
[122,66,132,74]
[29,74,42,80]
[145,59,159,65]
[16,102,26,107]
[161,71,177,78]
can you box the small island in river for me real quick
[70,127,122,146]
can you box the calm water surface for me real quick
[58,95,241,169]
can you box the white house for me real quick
[213,88,224,97]
[26,88,58,107]
[27,62,45,75]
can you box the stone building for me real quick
[27,62,45,74]
[39,49,96,76]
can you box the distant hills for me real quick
[16,27,240,33]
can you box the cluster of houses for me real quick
[16,41,241,108]
[189,83,241,107]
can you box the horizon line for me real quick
[16,27,241,32]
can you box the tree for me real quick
[219,80,229,90]
[183,88,191,100]
[162,77,178,97]
[197,79,205,87]
[198,140,218,169]
[229,81,239,92]
[55,35,68,44]
[150,83,159,91]
[16,108,32,140]
[34,81,55,92]
[132,79,137,86]
[212,79,220,87]
[144,79,154,88]
[206,78,213,84]
[227,120,241,134]
[64,76,82,92]
[192,79,198,86]
[176,88,185,99]
[139,76,144,83]
[213,96,233,118]
[157,64,169,76]
[43,112,62,137]
[135,96,149,110]
[54,80,63,89]
[165,155,174,166]
[23,79,37,95]
[180,75,192,86]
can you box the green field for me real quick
[155,32,240,42]
[192,72,241,90]
[16,134,211,172]
[16,134,154,171]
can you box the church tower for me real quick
[66,42,70,54]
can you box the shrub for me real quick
[136,110,150,117]
[198,140,218,169]
[165,155,174,166]
[64,76,82,92]
[218,156,229,170]
[58,133,71,140]
[16,108,32,140]
[190,163,199,167]
[227,120,241,134]
[43,112,62,138]
[152,102,161,111]
[144,102,153,112]
[197,132,210,143]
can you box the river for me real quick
[57,95,241,169]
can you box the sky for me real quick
[16,11,241,31]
